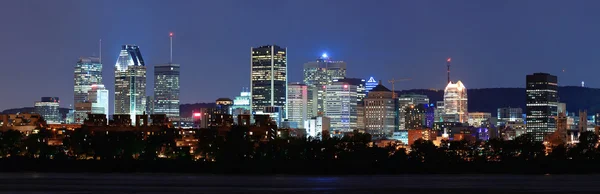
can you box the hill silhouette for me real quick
[396,86,600,114]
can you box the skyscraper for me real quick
[287,82,308,127]
[364,81,396,139]
[303,54,346,118]
[333,78,366,129]
[232,88,251,123]
[444,81,468,123]
[324,81,358,133]
[34,97,60,124]
[114,45,147,123]
[154,64,180,118]
[250,45,287,117]
[73,56,102,123]
[398,94,430,130]
[88,84,109,120]
[526,73,558,142]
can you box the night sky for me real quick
[1,0,599,112]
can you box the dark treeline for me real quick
[2,126,600,174]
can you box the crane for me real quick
[388,78,412,98]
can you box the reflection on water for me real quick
[0,173,599,193]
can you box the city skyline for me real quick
[2,0,600,111]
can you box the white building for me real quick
[304,116,330,138]
[287,82,308,127]
[324,81,358,133]
[444,81,468,123]
[89,84,109,120]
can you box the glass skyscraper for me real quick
[526,73,558,142]
[88,84,109,120]
[74,56,102,123]
[250,45,287,117]
[34,97,61,124]
[324,81,358,133]
[303,54,346,118]
[444,81,468,123]
[287,82,308,127]
[153,63,180,118]
[114,45,147,123]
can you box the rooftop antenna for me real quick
[446,57,451,84]
[169,32,174,63]
[99,39,102,64]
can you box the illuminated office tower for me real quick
[324,81,358,133]
[73,56,102,123]
[88,84,109,120]
[333,78,366,129]
[232,88,251,123]
[154,64,180,117]
[114,45,147,123]
[303,54,346,117]
[444,81,468,123]
[287,82,308,127]
[250,45,287,118]
[398,94,430,130]
[365,81,396,139]
[34,97,61,124]
[526,73,558,142]
[365,76,378,93]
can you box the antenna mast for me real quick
[99,39,102,64]
[169,32,174,63]
[446,57,451,84]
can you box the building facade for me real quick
[154,63,180,118]
[34,97,61,124]
[114,45,147,123]
[74,56,102,123]
[232,89,251,123]
[324,81,358,133]
[526,73,558,142]
[88,84,109,120]
[398,94,430,130]
[364,82,396,139]
[303,54,346,118]
[304,116,331,138]
[251,45,287,118]
[443,81,468,123]
[287,82,308,127]
[468,112,492,127]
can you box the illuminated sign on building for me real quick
[365,77,378,93]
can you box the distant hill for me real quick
[396,86,600,114]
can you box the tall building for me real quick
[250,45,287,118]
[365,76,378,93]
[287,82,308,127]
[526,73,558,142]
[468,112,492,127]
[444,81,468,123]
[303,54,346,117]
[114,45,147,123]
[333,78,367,129]
[232,88,251,123]
[364,81,396,139]
[73,56,102,123]
[398,94,430,130]
[34,97,61,124]
[154,63,180,118]
[324,81,358,133]
[404,104,428,130]
[88,84,109,120]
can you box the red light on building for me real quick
[193,113,201,117]
[343,85,348,88]
[447,58,451,62]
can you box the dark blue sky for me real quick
[0,0,599,111]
